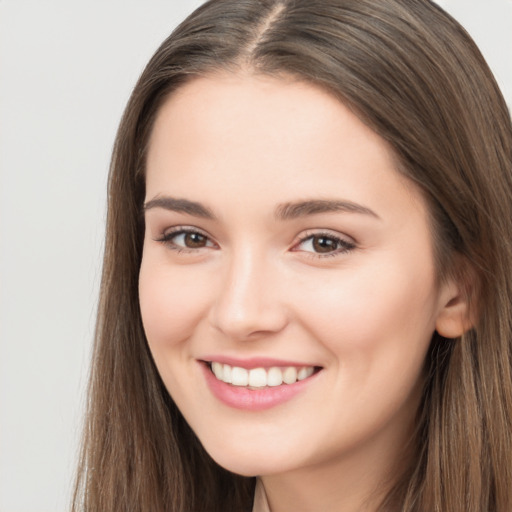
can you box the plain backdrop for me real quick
[0,1,510,511]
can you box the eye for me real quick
[156,227,216,252]
[293,232,355,256]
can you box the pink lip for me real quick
[200,355,317,370]
[199,361,321,411]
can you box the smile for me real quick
[210,362,316,388]
[200,358,323,410]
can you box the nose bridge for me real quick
[210,243,286,339]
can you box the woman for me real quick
[73,0,512,510]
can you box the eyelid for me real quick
[155,225,218,251]
[153,225,355,257]
[291,229,356,257]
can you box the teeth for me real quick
[210,362,316,388]
[267,367,283,387]
[248,368,267,387]
[282,367,297,384]
[212,361,223,379]
[231,366,249,386]
[223,364,232,384]
[297,367,314,381]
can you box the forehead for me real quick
[149,73,387,155]
[146,73,422,219]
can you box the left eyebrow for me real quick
[275,199,380,221]
[143,196,216,219]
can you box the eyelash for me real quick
[293,231,356,258]
[155,226,216,253]
[155,227,356,258]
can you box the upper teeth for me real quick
[210,362,315,388]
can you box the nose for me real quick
[209,248,288,341]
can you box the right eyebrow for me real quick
[274,198,380,221]
[143,196,216,219]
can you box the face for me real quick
[139,73,455,481]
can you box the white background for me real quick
[0,1,510,511]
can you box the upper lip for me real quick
[199,356,321,369]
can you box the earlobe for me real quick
[435,297,474,339]
[435,269,478,339]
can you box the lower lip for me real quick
[200,362,321,411]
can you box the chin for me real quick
[202,439,299,477]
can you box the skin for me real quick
[139,73,465,512]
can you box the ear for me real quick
[435,264,478,339]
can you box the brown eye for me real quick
[312,235,339,253]
[183,232,208,248]
[158,229,215,251]
[294,232,355,256]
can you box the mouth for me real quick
[200,359,323,410]
[205,361,322,389]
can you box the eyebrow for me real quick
[275,199,380,220]
[143,196,379,221]
[143,196,216,219]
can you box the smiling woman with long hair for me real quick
[73,1,512,511]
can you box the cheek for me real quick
[295,256,439,358]
[138,257,211,347]
[290,261,439,447]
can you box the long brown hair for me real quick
[73,1,512,510]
